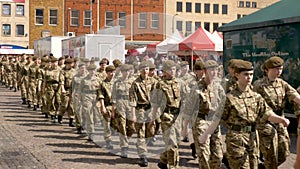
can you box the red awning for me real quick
[179,27,215,51]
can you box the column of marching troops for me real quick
[0,53,300,169]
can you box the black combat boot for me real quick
[69,118,75,127]
[14,87,17,92]
[27,101,31,108]
[139,156,148,167]
[57,115,63,124]
[9,86,12,90]
[33,105,37,111]
[157,162,168,169]
[190,143,197,159]
[36,104,39,108]
[76,126,82,134]
[50,115,55,123]
[21,98,27,105]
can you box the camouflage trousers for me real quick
[81,94,98,138]
[45,85,60,116]
[135,107,156,157]
[59,92,75,119]
[73,94,83,129]
[101,105,113,143]
[258,122,290,169]
[192,118,223,169]
[159,112,181,169]
[28,80,37,105]
[226,130,259,169]
[20,78,27,99]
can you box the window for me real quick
[222,5,228,14]
[49,9,57,25]
[71,10,79,26]
[195,22,201,30]
[118,12,126,28]
[138,12,147,28]
[185,21,192,36]
[195,3,201,13]
[105,11,114,27]
[239,1,244,7]
[176,21,182,31]
[16,5,24,16]
[35,9,44,25]
[186,2,192,12]
[2,24,11,36]
[204,22,210,32]
[252,2,257,8]
[84,10,91,26]
[213,4,219,14]
[213,23,218,31]
[151,13,159,29]
[237,14,241,19]
[204,4,210,14]
[16,24,24,36]
[246,1,250,7]
[3,4,11,15]
[176,2,182,12]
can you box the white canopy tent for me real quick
[156,29,184,54]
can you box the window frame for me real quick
[35,8,44,25]
[2,24,11,36]
[204,3,210,14]
[195,3,201,13]
[195,22,201,31]
[49,9,58,26]
[176,2,182,12]
[252,2,257,8]
[2,4,11,16]
[16,5,24,16]
[83,10,91,26]
[204,22,210,32]
[70,10,79,26]
[118,12,126,28]
[222,5,228,15]
[16,24,25,36]
[105,11,114,27]
[213,4,219,14]
[176,20,182,32]
[213,22,219,31]
[186,2,192,12]
[185,21,192,36]
[239,1,244,7]
[138,12,147,29]
[151,13,159,29]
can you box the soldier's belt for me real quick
[136,104,151,110]
[164,107,180,114]
[197,113,206,120]
[230,124,256,133]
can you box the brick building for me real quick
[29,0,64,48]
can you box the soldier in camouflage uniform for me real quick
[187,60,224,169]
[151,60,185,169]
[22,56,33,107]
[253,56,300,169]
[80,64,100,141]
[129,61,157,167]
[44,58,61,122]
[5,57,14,90]
[17,54,27,104]
[96,58,109,81]
[223,59,240,93]
[37,57,49,117]
[98,65,116,149]
[11,56,18,92]
[111,64,135,158]
[72,63,87,134]
[201,60,290,169]
[28,56,40,110]
[58,58,76,127]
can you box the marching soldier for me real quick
[151,60,185,169]
[27,56,40,110]
[23,55,33,108]
[96,58,109,81]
[80,64,100,141]
[37,57,49,116]
[44,57,61,122]
[17,54,27,104]
[129,61,157,167]
[111,64,135,158]
[98,65,116,149]
[72,63,87,134]
[253,56,300,169]
[58,58,76,127]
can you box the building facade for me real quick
[0,0,29,49]
[166,0,279,37]
[29,0,64,48]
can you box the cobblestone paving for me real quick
[0,85,297,169]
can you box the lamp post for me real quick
[172,14,178,33]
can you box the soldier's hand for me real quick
[111,111,115,119]
[148,121,155,129]
[101,107,107,114]
[282,118,290,127]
